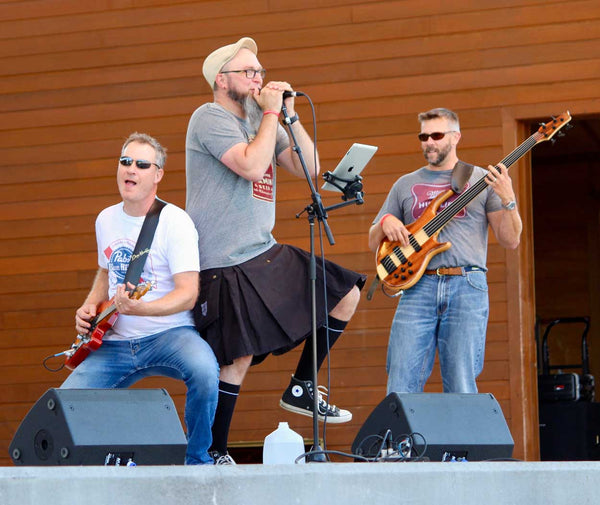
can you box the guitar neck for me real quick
[424,134,538,236]
[88,282,151,331]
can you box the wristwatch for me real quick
[288,113,299,124]
[502,200,517,210]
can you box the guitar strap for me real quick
[451,160,474,194]
[123,198,167,292]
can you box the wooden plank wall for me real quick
[1,0,599,465]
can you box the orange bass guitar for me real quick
[64,282,151,370]
[375,111,572,295]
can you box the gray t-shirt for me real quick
[186,103,289,269]
[373,165,503,270]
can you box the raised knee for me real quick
[220,355,252,384]
[330,285,360,321]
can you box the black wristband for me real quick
[288,113,299,124]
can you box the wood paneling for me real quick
[1,0,599,466]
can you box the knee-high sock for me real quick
[293,316,348,382]
[210,380,240,455]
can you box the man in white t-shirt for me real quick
[61,132,219,465]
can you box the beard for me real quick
[423,142,452,167]
[242,94,264,131]
[226,85,247,106]
[226,85,268,131]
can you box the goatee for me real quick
[423,143,451,167]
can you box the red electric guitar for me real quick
[375,111,572,295]
[64,282,151,370]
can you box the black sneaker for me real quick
[209,450,236,465]
[279,375,352,423]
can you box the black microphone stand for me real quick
[281,99,364,462]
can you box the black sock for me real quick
[210,380,240,455]
[293,316,348,382]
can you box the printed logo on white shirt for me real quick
[104,239,154,290]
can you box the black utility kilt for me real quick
[194,244,366,366]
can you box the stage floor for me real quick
[2,461,600,505]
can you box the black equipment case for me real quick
[536,317,600,460]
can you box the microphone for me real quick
[283,90,304,98]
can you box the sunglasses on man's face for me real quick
[417,131,456,142]
[119,156,161,169]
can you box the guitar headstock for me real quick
[534,111,572,144]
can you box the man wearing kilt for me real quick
[186,37,366,464]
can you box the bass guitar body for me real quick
[376,189,454,292]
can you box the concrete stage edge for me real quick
[1,462,600,504]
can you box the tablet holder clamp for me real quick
[322,171,364,206]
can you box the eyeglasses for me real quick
[417,131,457,142]
[119,156,161,169]
[220,68,266,79]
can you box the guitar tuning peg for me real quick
[550,138,557,145]
[538,122,546,127]
[557,131,565,137]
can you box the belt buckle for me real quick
[436,267,444,277]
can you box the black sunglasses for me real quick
[119,156,161,169]
[417,131,457,142]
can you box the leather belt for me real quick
[424,266,481,276]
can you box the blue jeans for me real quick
[61,326,219,465]
[386,270,489,394]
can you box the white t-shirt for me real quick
[95,202,199,340]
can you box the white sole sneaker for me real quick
[279,399,352,424]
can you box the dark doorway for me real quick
[531,115,600,460]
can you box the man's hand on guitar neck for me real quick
[114,282,140,316]
[485,163,515,206]
[368,213,410,252]
[486,162,522,249]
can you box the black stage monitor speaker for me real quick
[9,388,187,466]
[351,393,514,462]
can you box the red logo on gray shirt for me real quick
[410,182,469,220]
[252,164,274,202]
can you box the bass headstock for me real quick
[534,111,572,144]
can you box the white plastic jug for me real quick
[263,422,305,464]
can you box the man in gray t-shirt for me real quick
[368,108,523,395]
[185,37,365,464]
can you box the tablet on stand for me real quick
[321,143,378,199]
